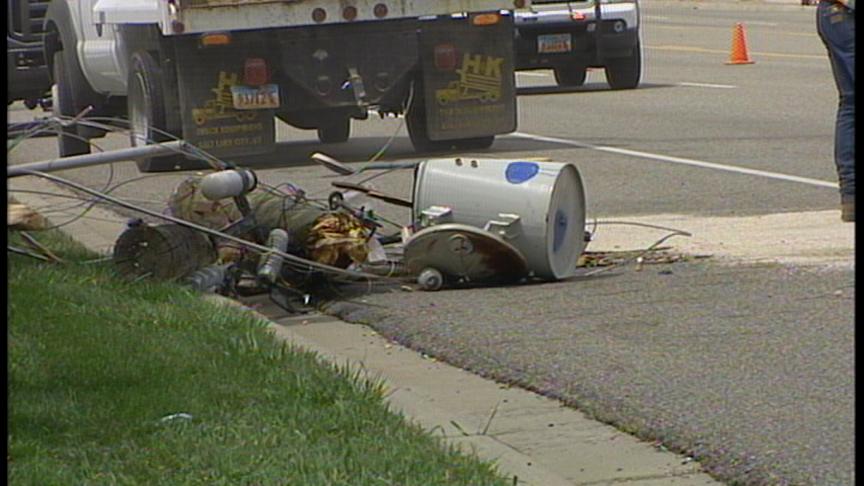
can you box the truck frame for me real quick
[43,0,527,172]
[7,0,51,106]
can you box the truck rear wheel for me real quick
[52,52,91,157]
[554,65,587,87]
[405,84,437,152]
[604,41,642,90]
[452,136,495,150]
[317,119,350,144]
[127,51,209,172]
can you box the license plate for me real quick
[537,33,572,54]
[231,84,280,110]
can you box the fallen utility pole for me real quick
[16,169,382,281]
[6,141,189,178]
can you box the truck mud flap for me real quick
[174,40,275,158]
[418,14,517,141]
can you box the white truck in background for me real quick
[44,0,528,171]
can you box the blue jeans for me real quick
[817,1,855,197]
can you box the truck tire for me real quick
[554,65,587,87]
[604,41,642,90]
[127,51,209,172]
[52,52,91,157]
[406,93,436,152]
[452,136,495,150]
[317,119,351,144]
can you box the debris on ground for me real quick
[7,200,48,231]
[9,135,702,307]
[307,212,371,268]
[577,249,708,268]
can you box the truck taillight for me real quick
[434,44,458,71]
[571,12,586,21]
[472,13,500,26]
[244,58,269,86]
[342,6,358,21]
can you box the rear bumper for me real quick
[7,38,50,103]
[514,20,638,70]
[170,13,516,154]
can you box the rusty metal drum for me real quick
[113,223,217,281]
[412,157,586,280]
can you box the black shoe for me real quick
[841,195,855,223]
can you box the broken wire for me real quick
[18,169,390,281]
[583,226,692,277]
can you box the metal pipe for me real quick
[257,228,291,285]
[6,141,187,178]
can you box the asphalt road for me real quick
[7,1,854,484]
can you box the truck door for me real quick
[77,0,124,94]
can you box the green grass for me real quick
[8,230,511,486]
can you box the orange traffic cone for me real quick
[726,23,755,65]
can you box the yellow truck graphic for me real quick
[436,53,503,106]
[192,71,257,126]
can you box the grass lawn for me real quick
[8,230,511,486]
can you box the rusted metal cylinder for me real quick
[113,223,217,281]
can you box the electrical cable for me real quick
[355,83,418,187]
[8,246,53,262]
[7,114,231,231]
[582,227,692,277]
[589,220,694,236]
[7,129,121,231]
[18,169,387,281]
[9,113,398,282]
[363,83,414,166]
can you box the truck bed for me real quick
[173,0,520,33]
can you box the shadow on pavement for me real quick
[231,135,591,170]
[516,82,677,97]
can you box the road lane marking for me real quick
[649,24,818,37]
[646,44,827,60]
[508,132,839,189]
[677,82,737,89]
[741,20,778,27]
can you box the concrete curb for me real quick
[8,175,723,485]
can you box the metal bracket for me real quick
[484,213,522,240]
[419,205,453,228]
[346,67,368,108]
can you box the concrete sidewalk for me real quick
[9,175,727,485]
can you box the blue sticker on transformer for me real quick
[505,161,540,184]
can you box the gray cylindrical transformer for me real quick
[412,158,587,280]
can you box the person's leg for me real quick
[817,2,855,220]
